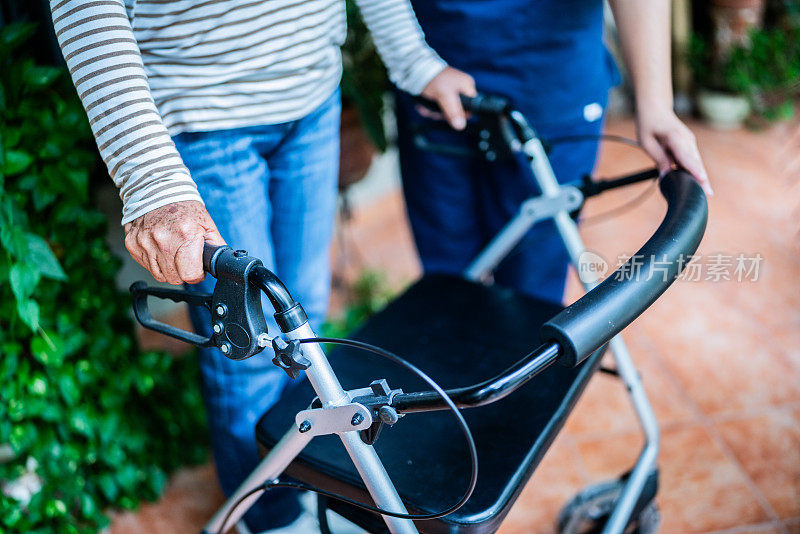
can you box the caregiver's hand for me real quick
[421,66,477,131]
[636,107,713,196]
[124,200,226,285]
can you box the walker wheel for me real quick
[556,478,660,534]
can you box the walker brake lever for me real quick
[130,245,270,361]
[412,93,518,161]
[411,115,516,162]
[130,283,215,347]
[411,121,476,158]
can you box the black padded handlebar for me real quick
[540,170,708,367]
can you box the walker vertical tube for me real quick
[205,319,417,534]
[285,322,418,534]
[203,426,313,534]
[523,136,661,534]
[602,336,660,534]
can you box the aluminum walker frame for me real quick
[131,94,708,534]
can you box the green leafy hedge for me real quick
[689,21,800,123]
[0,24,206,533]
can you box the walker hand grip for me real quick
[131,245,271,360]
[540,170,708,367]
[415,93,511,116]
[462,94,511,115]
[202,243,228,276]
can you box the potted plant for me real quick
[688,0,769,129]
[692,0,800,128]
[724,25,800,124]
[339,0,390,190]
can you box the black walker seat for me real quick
[256,274,606,534]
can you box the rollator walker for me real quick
[131,94,708,534]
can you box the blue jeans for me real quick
[173,89,340,531]
[396,93,604,304]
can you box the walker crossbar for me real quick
[352,171,707,416]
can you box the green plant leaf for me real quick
[24,66,60,88]
[97,474,118,501]
[58,375,79,406]
[9,262,40,301]
[9,422,37,453]
[32,188,57,211]
[24,234,66,281]
[1,224,29,258]
[70,410,92,437]
[3,129,21,149]
[80,493,98,519]
[0,23,36,48]
[30,334,64,366]
[14,297,39,330]
[3,150,33,175]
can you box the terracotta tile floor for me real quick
[115,118,800,533]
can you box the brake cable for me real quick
[216,337,479,534]
[546,133,660,224]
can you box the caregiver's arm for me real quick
[355,0,476,129]
[609,0,712,194]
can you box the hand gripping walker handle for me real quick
[414,93,511,116]
[202,243,227,276]
[130,244,270,360]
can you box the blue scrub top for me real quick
[410,0,620,129]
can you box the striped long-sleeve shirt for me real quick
[51,0,447,224]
